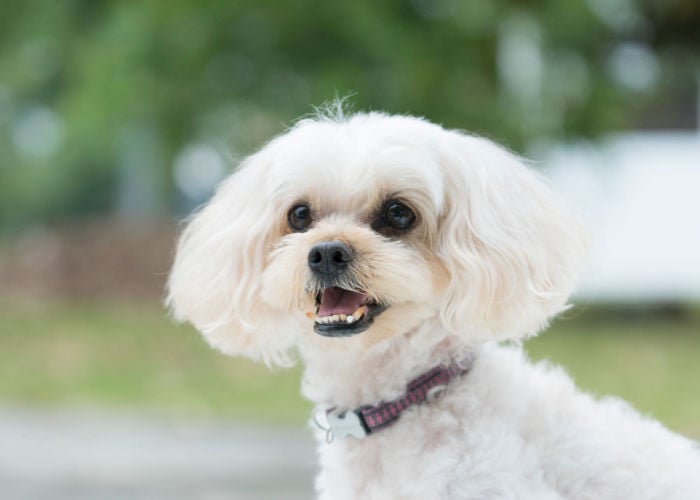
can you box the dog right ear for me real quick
[166,150,299,367]
[436,133,590,342]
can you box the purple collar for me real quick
[314,356,474,442]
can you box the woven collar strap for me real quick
[315,356,474,442]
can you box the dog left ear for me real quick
[437,133,590,341]
[166,149,299,367]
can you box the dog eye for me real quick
[383,201,415,230]
[288,204,312,232]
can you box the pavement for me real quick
[0,407,317,500]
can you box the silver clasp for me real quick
[313,408,367,443]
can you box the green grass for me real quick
[1,301,698,437]
[0,300,310,424]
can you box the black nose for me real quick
[308,241,353,278]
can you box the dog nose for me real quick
[308,241,353,277]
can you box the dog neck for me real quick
[299,317,472,411]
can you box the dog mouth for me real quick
[308,287,387,337]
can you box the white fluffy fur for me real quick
[167,111,700,499]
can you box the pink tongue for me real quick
[317,287,368,317]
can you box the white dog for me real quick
[167,109,700,499]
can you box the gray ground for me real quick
[0,407,317,500]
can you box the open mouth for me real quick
[308,287,387,337]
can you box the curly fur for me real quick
[167,110,700,499]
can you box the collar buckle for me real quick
[313,408,368,442]
[327,409,367,440]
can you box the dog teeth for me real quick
[314,315,340,324]
[312,306,369,326]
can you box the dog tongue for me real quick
[317,287,368,317]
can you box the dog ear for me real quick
[166,150,298,366]
[437,133,589,341]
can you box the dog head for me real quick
[167,111,589,365]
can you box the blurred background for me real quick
[1,0,698,498]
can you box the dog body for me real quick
[307,334,699,499]
[168,110,700,499]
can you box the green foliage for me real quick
[0,0,698,230]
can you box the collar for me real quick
[313,354,474,442]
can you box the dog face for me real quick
[259,122,447,349]
[167,112,589,365]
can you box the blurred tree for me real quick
[0,0,697,231]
